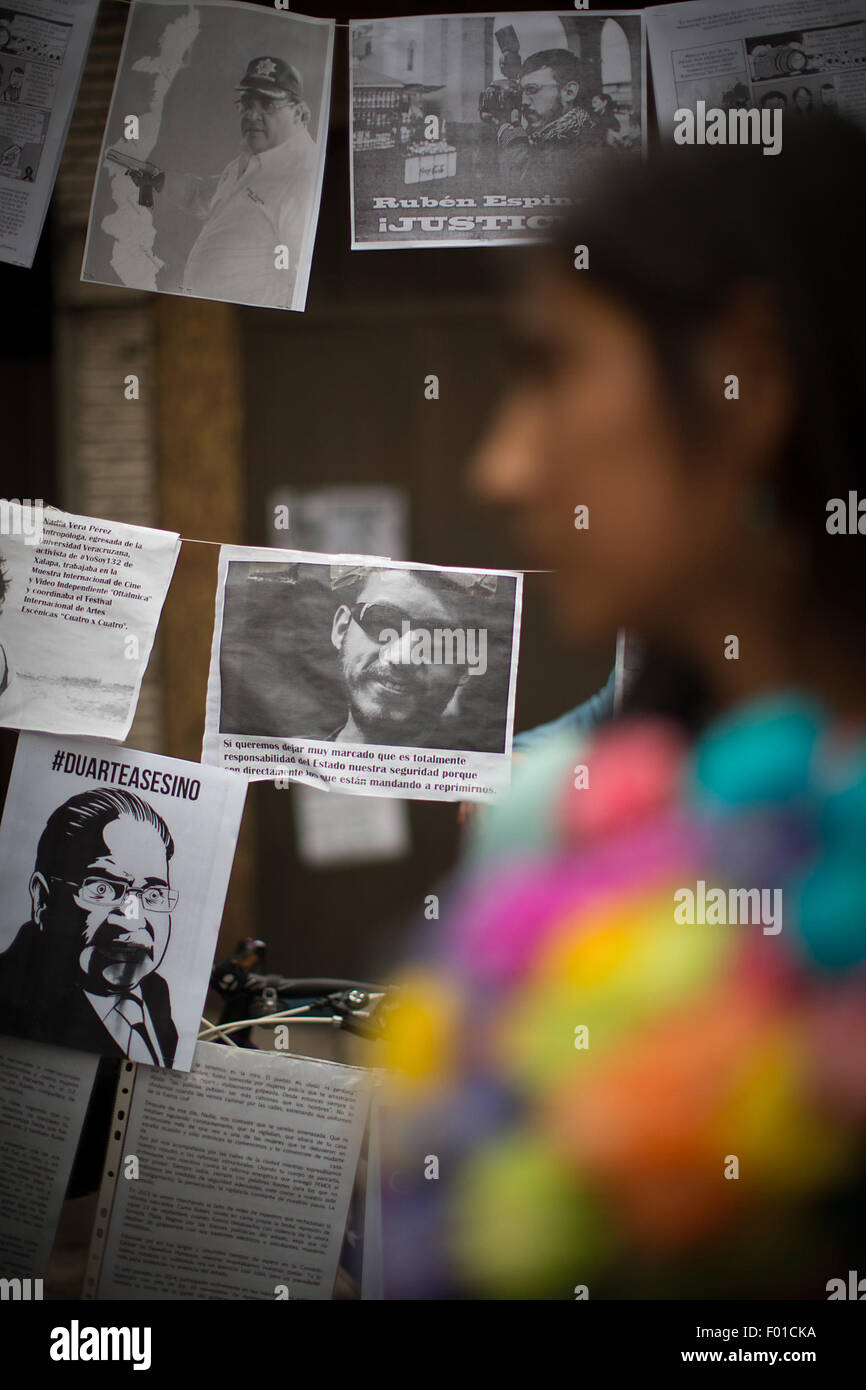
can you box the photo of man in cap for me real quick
[82,5,333,306]
[137,54,319,309]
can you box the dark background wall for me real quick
[0,224,55,834]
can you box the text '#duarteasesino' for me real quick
[50,749,200,800]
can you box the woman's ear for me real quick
[694,281,795,487]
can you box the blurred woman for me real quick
[381,116,866,1299]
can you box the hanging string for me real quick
[97,0,386,27]
[175,537,552,572]
[40,505,551,570]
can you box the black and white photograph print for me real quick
[0,734,247,1069]
[350,11,645,248]
[647,0,866,139]
[203,550,524,803]
[81,1,334,311]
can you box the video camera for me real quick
[478,78,521,126]
[750,43,808,81]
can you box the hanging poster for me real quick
[203,548,524,803]
[0,0,98,267]
[647,0,866,140]
[81,1,334,311]
[0,501,179,740]
[0,733,247,1070]
[349,10,645,249]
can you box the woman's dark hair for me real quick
[547,116,866,729]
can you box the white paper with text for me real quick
[0,1034,98,1277]
[647,0,866,135]
[87,1043,373,1300]
[0,502,180,739]
[0,0,98,267]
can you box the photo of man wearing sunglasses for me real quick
[328,568,489,748]
[0,789,178,1065]
[214,557,520,774]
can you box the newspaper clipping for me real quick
[86,1043,374,1300]
[0,1035,98,1278]
[0,733,247,1070]
[0,0,97,267]
[203,548,524,803]
[0,501,180,738]
[647,0,866,135]
[349,10,645,249]
[81,1,334,312]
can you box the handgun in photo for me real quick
[105,149,165,208]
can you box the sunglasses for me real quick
[235,91,294,115]
[348,602,443,643]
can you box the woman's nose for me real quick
[470,393,543,507]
